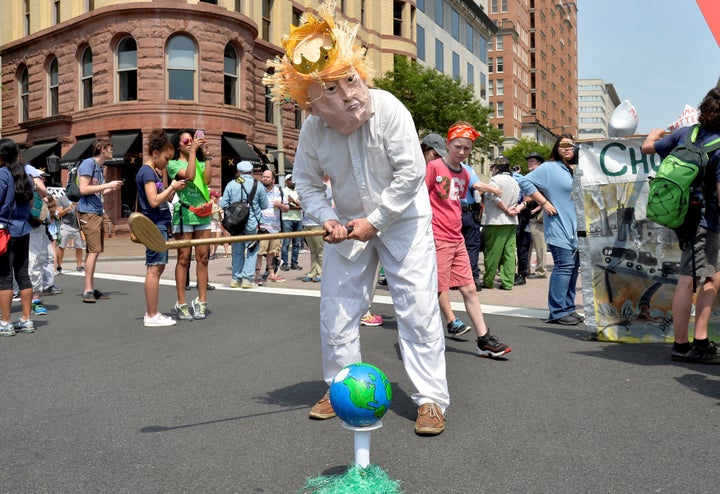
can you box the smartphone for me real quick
[195,129,205,140]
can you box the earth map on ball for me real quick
[329,363,392,427]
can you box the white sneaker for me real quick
[143,313,177,327]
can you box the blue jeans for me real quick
[547,244,580,320]
[231,241,259,282]
[281,219,303,265]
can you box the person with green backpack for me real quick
[641,86,720,364]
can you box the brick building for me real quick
[487,0,578,150]
[0,0,418,233]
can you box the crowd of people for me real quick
[11,2,716,443]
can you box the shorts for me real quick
[146,223,171,266]
[172,223,211,234]
[59,224,85,250]
[435,238,474,292]
[679,226,720,278]
[210,219,222,233]
[78,212,104,254]
[258,237,281,256]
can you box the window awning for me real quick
[223,136,261,163]
[108,132,141,164]
[20,141,59,165]
[60,136,96,164]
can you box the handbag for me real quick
[0,229,9,256]
[183,201,214,217]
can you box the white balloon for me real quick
[608,100,639,137]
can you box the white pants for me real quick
[29,226,54,293]
[319,233,450,411]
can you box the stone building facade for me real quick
[1,2,298,232]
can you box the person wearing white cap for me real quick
[220,161,268,289]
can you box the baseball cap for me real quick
[421,134,448,158]
[237,161,254,173]
[526,152,544,161]
[210,190,220,197]
[285,173,292,181]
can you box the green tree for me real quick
[500,139,552,174]
[373,57,502,152]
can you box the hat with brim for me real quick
[525,152,544,161]
[237,161,254,173]
[421,133,448,158]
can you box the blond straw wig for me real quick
[262,0,372,109]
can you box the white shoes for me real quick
[143,313,177,327]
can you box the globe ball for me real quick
[329,363,392,427]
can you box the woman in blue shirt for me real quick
[136,129,187,327]
[517,134,583,325]
[0,138,35,335]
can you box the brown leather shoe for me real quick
[414,402,445,436]
[308,391,336,420]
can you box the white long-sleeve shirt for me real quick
[294,89,432,261]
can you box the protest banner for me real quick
[576,136,720,343]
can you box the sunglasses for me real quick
[181,138,193,145]
[558,142,576,149]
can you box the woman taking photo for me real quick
[0,139,35,335]
[136,129,187,327]
[167,128,212,321]
[517,134,583,326]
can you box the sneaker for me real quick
[569,311,585,323]
[31,300,47,315]
[241,280,258,289]
[672,341,720,364]
[414,402,445,436]
[291,263,302,270]
[514,274,527,286]
[229,279,242,288]
[206,284,216,291]
[76,265,85,272]
[476,333,511,358]
[143,313,177,327]
[191,297,207,320]
[548,315,579,326]
[0,321,16,337]
[174,303,193,321]
[309,391,336,420]
[280,264,290,272]
[447,318,471,337]
[14,318,35,333]
[56,267,62,275]
[361,314,384,326]
[268,275,286,283]
[301,276,313,282]
[253,276,264,286]
[42,285,63,295]
[12,292,20,302]
[82,291,96,303]
[93,289,109,300]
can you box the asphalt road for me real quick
[1,272,718,493]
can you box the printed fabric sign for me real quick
[576,137,720,343]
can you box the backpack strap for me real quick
[689,124,720,153]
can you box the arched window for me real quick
[49,57,59,116]
[223,44,238,106]
[81,46,93,109]
[167,35,196,101]
[20,67,29,122]
[117,36,137,102]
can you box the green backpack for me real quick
[646,125,720,230]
